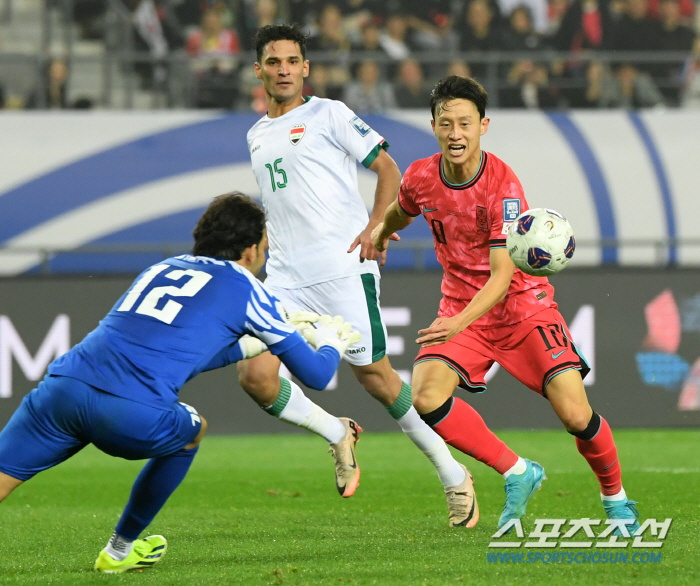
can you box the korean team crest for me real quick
[289,124,306,145]
[476,206,488,232]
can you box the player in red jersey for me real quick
[372,76,640,533]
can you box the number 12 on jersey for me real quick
[117,264,212,324]
[265,158,287,192]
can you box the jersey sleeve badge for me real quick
[289,124,306,145]
[349,116,372,137]
[503,199,521,222]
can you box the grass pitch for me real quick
[0,429,697,585]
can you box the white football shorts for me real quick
[265,273,388,366]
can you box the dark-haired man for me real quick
[0,193,358,573]
[240,24,478,527]
[372,76,641,533]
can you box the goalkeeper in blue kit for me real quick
[0,193,358,573]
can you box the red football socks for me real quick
[575,415,622,496]
[432,397,519,474]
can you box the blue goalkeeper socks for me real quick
[115,446,199,540]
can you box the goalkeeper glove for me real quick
[298,315,362,356]
[238,335,268,359]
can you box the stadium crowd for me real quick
[3,0,700,109]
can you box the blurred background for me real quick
[0,0,699,110]
[0,0,699,433]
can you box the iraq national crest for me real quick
[289,124,306,145]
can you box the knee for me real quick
[237,362,279,401]
[561,410,592,434]
[411,386,441,415]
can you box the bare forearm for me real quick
[368,153,402,226]
[456,274,511,329]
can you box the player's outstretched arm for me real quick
[371,200,413,253]
[417,248,515,347]
[348,149,402,267]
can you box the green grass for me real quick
[0,430,698,585]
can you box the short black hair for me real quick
[192,192,265,261]
[430,76,488,120]
[255,24,308,63]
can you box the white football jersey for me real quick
[247,96,387,288]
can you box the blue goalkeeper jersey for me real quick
[49,255,306,407]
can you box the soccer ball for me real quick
[506,208,575,276]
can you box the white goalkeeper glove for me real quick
[298,315,362,356]
[238,335,268,359]
[285,310,321,333]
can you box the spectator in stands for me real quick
[343,59,397,112]
[240,0,288,49]
[681,38,700,107]
[288,0,324,30]
[308,63,332,98]
[186,6,242,59]
[187,7,241,108]
[460,0,507,79]
[546,0,571,35]
[461,0,506,51]
[567,60,620,107]
[72,0,107,40]
[503,5,547,49]
[352,24,391,79]
[446,60,473,78]
[25,58,69,110]
[610,0,661,73]
[307,5,352,99]
[611,63,666,107]
[646,0,695,20]
[129,0,170,88]
[379,14,412,60]
[656,0,697,104]
[395,59,433,108]
[658,0,696,51]
[501,59,562,107]
[550,0,618,105]
[497,0,551,33]
[401,0,460,52]
[551,0,616,53]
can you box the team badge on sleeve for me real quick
[289,124,306,145]
[503,199,521,222]
[349,116,371,137]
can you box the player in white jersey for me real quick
[236,24,478,527]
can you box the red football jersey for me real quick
[398,151,555,329]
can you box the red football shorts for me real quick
[415,307,590,397]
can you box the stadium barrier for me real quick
[1,269,698,433]
[1,111,699,274]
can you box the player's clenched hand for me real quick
[299,315,361,356]
[416,316,465,347]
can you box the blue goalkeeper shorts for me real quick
[0,375,202,481]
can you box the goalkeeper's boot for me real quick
[603,498,641,537]
[445,463,479,528]
[498,460,546,532]
[329,417,362,497]
[94,535,167,573]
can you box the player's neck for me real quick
[442,150,483,186]
[266,92,306,119]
